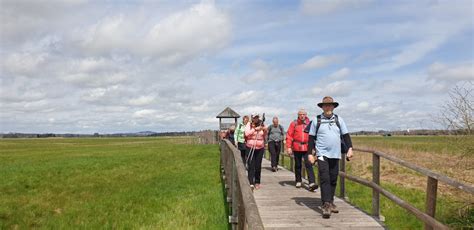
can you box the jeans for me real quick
[268,141,282,168]
[247,147,264,185]
[294,151,316,184]
[317,156,339,203]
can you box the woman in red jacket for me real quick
[286,109,318,191]
[245,113,267,190]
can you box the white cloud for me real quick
[299,55,342,70]
[78,1,231,64]
[301,0,373,16]
[328,67,350,80]
[428,62,474,82]
[2,52,48,76]
[128,95,155,106]
[312,80,355,97]
[132,109,158,118]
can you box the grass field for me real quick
[0,137,227,229]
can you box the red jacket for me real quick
[286,117,310,152]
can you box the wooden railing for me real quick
[220,139,264,230]
[269,147,474,230]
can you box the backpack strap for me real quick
[334,114,342,135]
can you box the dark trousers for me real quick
[294,151,316,184]
[247,147,264,185]
[317,157,339,203]
[237,142,247,164]
[268,141,282,168]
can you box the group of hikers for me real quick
[224,96,354,219]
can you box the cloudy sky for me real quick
[1,0,473,133]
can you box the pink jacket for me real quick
[245,123,266,149]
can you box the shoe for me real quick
[308,183,318,192]
[250,185,255,190]
[322,202,331,219]
[271,167,276,172]
[330,202,339,213]
[296,182,302,188]
[255,184,261,190]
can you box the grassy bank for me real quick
[0,137,227,229]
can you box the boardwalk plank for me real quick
[253,158,385,229]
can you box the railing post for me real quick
[230,155,238,228]
[425,176,438,230]
[281,153,284,168]
[372,153,380,218]
[339,153,346,199]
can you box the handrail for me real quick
[220,139,264,230]
[354,148,474,194]
[270,147,473,230]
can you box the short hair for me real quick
[242,115,249,120]
[273,116,278,121]
[298,108,307,115]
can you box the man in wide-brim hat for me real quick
[307,96,354,219]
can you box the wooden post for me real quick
[372,154,380,218]
[425,177,438,230]
[230,156,238,227]
[339,153,346,198]
[281,153,285,168]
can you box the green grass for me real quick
[0,137,227,229]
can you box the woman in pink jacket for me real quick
[245,113,267,190]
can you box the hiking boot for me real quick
[308,183,318,192]
[295,182,302,188]
[322,202,331,219]
[330,202,339,213]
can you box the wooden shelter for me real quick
[216,107,240,131]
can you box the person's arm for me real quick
[342,133,353,149]
[339,116,354,158]
[286,122,294,154]
[234,125,240,144]
[244,123,254,137]
[307,135,315,155]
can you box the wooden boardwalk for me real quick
[253,158,385,230]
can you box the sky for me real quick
[0,0,473,133]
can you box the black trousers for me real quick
[237,142,247,164]
[268,141,282,168]
[247,147,264,185]
[294,151,316,184]
[317,157,339,203]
